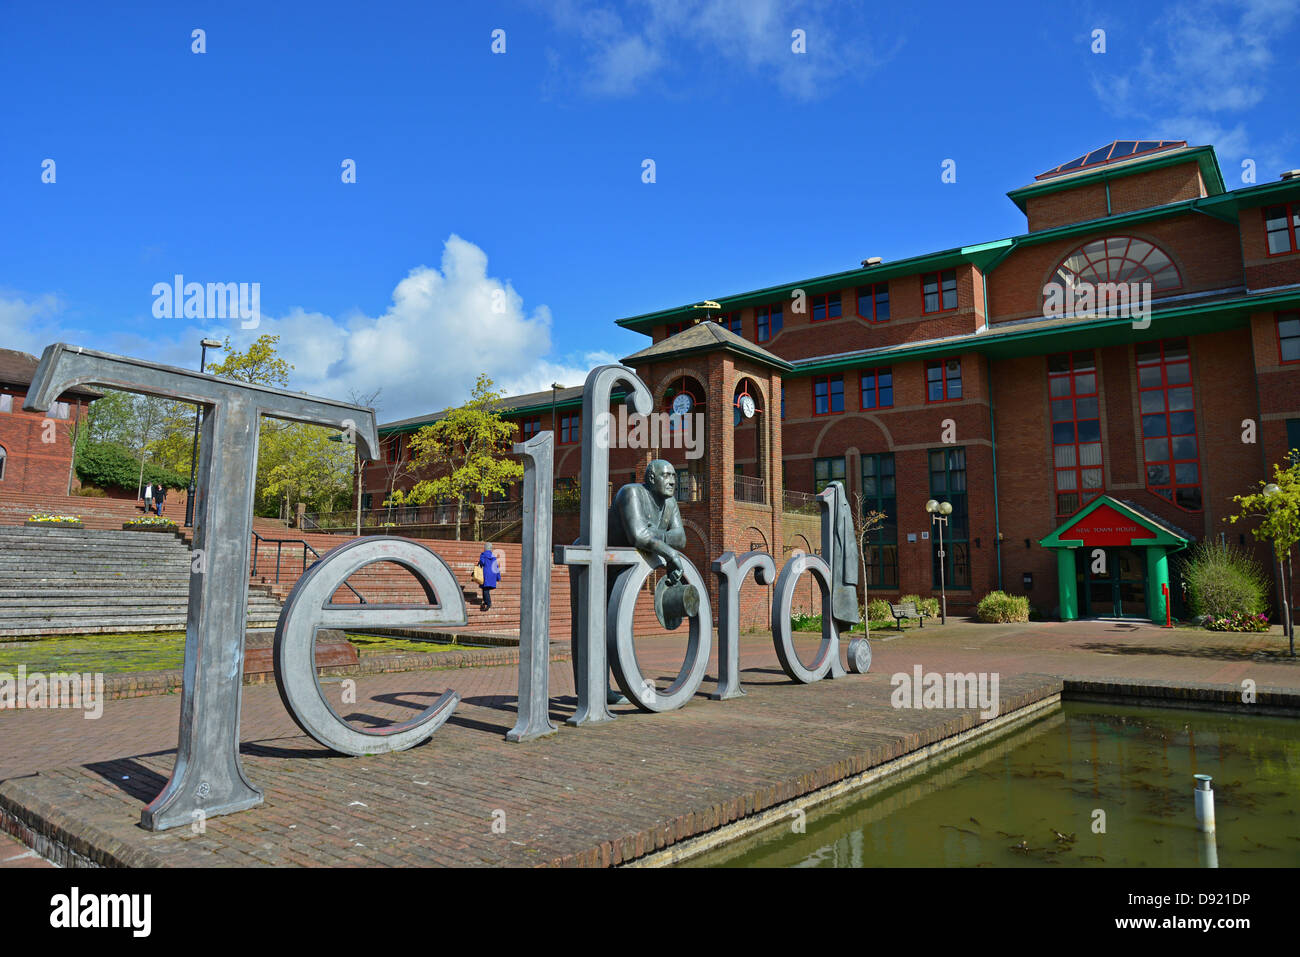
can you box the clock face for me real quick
[739,394,756,418]
[672,393,693,416]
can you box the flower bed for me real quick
[123,516,179,532]
[25,513,83,528]
[1198,612,1270,632]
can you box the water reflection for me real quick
[684,703,1300,868]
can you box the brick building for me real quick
[365,141,1300,624]
[0,348,98,497]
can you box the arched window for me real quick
[0,444,6,482]
[1049,236,1182,299]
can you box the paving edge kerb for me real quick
[1062,676,1300,716]
[89,642,572,702]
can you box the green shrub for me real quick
[976,590,1030,623]
[866,599,893,622]
[791,612,822,632]
[900,594,940,618]
[74,441,187,492]
[74,485,108,497]
[1181,541,1269,620]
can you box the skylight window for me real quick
[1036,140,1186,181]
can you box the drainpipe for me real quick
[982,277,1004,592]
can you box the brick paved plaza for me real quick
[1,619,1296,867]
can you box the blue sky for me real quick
[2,0,1297,420]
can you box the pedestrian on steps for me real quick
[476,543,500,611]
[154,483,167,516]
[142,481,153,514]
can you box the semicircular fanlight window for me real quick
[1050,237,1183,297]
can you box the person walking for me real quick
[476,543,500,612]
[154,483,167,516]
[142,481,153,514]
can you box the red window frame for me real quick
[559,412,581,444]
[1137,338,1201,511]
[665,321,690,336]
[810,292,842,323]
[856,283,889,322]
[519,416,542,440]
[715,311,743,336]
[1048,352,1103,516]
[924,358,962,403]
[1264,203,1300,257]
[812,374,845,416]
[860,368,894,409]
[922,270,958,314]
[1279,312,1300,364]
[755,303,782,342]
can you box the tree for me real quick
[1226,454,1300,655]
[207,334,292,388]
[405,374,524,540]
[851,492,888,636]
[346,387,382,535]
[261,423,355,516]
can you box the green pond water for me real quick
[684,702,1300,868]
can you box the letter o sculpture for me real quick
[274,537,466,755]
[770,550,842,683]
[606,552,712,712]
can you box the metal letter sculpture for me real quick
[769,482,871,681]
[23,344,379,830]
[21,348,871,832]
[711,550,776,699]
[506,431,557,741]
[274,537,465,753]
[553,365,653,725]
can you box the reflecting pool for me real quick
[684,702,1300,867]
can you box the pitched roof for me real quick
[621,318,793,371]
[0,348,102,399]
[378,384,587,434]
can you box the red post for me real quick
[1162,582,1172,628]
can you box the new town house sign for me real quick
[1038,495,1190,623]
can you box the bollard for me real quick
[1194,774,1215,832]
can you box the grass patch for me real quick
[0,631,188,674]
[344,633,463,656]
[0,630,468,675]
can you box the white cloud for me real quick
[543,0,890,100]
[0,293,65,356]
[4,238,616,423]
[1088,0,1298,171]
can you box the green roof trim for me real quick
[788,288,1300,376]
[614,243,1014,333]
[1038,495,1189,549]
[1006,145,1226,213]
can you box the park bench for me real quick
[888,601,929,629]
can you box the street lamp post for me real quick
[184,338,224,528]
[926,498,953,624]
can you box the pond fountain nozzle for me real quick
[1194,774,1215,833]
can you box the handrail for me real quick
[250,529,366,603]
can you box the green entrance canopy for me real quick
[1039,495,1191,623]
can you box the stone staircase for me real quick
[0,525,284,637]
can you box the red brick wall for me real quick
[988,214,1243,323]
[1241,206,1300,291]
[0,389,81,496]
[1023,161,1206,232]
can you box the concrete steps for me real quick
[0,525,284,637]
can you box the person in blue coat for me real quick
[477,543,500,611]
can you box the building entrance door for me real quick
[1079,547,1147,618]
